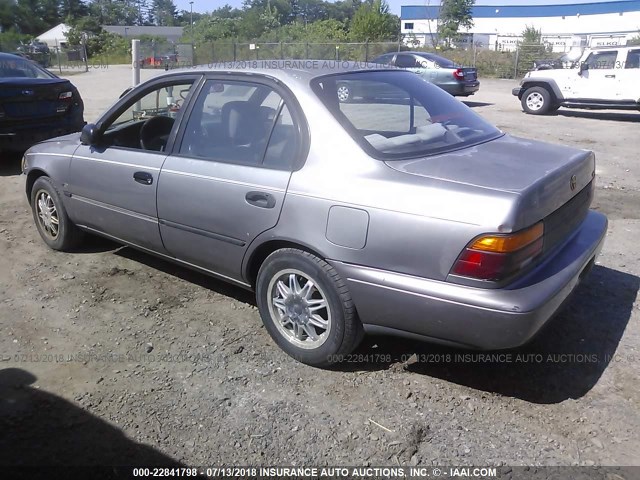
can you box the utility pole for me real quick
[189,1,194,43]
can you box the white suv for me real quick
[513,46,640,115]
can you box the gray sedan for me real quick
[23,63,606,367]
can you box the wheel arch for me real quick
[521,79,563,103]
[25,168,50,205]
[243,238,328,289]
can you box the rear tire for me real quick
[256,248,363,367]
[30,176,84,251]
[337,84,351,103]
[521,86,553,115]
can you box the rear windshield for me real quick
[0,57,55,79]
[311,70,501,159]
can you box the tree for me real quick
[0,0,16,33]
[349,0,398,42]
[518,25,552,76]
[90,0,139,26]
[152,0,177,26]
[61,0,88,20]
[437,0,474,46]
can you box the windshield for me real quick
[0,57,55,79]
[311,71,502,159]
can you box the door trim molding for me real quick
[159,218,246,247]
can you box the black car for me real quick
[0,53,84,154]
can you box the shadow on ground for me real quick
[93,243,637,405]
[0,153,22,177]
[462,101,493,108]
[0,368,184,469]
[346,265,638,404]
[115,246,255,305]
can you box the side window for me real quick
[372,53,394,65]
[179,80,296,169]
[625,49,640,69]
[263,105,298,169]
[584,51,617,69]
[395,54,419,68]
[103,81,194,151]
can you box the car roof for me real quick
[0,52,26,60]
[168,60,395,80]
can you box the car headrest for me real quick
[221,101,263,144]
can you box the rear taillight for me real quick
[451,222,544,281]
[57,91,74,112]
[453,68,465,80]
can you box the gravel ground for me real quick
[0,67,639,469]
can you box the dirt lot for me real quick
[0,66,639,469]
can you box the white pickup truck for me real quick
[512,46,640,114]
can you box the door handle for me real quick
[245,191,276,209]
[605,74,616,78]
[133,171,153,185]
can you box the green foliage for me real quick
[522,25,542,44]
[152,0,178,26]
[191,16,240,42]
[89,0,139,26]
[438,0,474,44]
[0,29,31,52]
[517,25,552,76]
[349,0,398,42]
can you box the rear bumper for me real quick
[442,81,480,96]
[329,210,607,350]
[0,119,84,152]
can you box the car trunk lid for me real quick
[0,78,75,122]
[459,67,477,82]
[384,134,595,232]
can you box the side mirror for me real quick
[80,123,100,146]
[579,62,589,74]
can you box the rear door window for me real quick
[625,49,640,69]
[395,54,419,68]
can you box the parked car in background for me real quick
[23,63,605,367]
[514,46,640,114]
[16,40,51,68]
[342,51,480,100]
[0,53,84,154]
[139,53,179,68]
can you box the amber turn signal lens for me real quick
[470,222,544,253]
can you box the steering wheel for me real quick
[139,115,175,151]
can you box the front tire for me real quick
[521,86,553,115]
[30,176,84,251]
[256,249,363,367]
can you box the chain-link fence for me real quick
[132,39,578,80]
[49,45,89,74]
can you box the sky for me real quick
[174,0,631,17]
